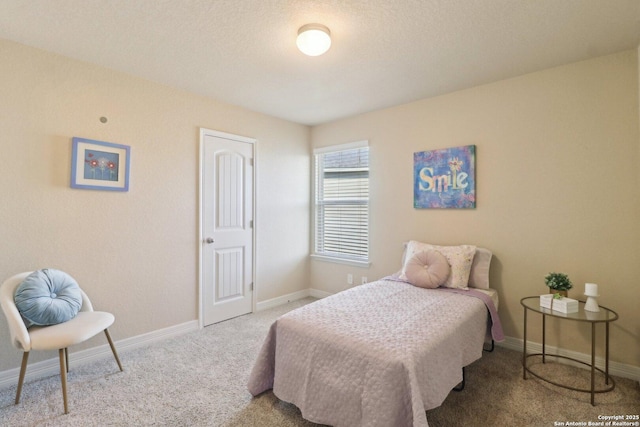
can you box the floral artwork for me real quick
[84,150,119,181]
[71,137,130,191]
[414,145,475,209]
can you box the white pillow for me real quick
[404,250,450,289]
[468,247,492,289]
[401,241,477,289]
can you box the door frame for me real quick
[198,128,257,328]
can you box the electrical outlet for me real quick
[347,273,353,285]
[361,276,368,285]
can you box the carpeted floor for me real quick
[0,297,638,426]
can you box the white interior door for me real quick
[201,129,254,326]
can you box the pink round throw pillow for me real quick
[405,250,450,289]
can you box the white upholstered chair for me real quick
[0,271,123,414]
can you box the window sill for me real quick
[310,254,371,268]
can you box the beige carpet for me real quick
[0,298,638,426]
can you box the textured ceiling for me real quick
[0,0,639,125]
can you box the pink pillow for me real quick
[401,241,476,289]
[404,250,450,289]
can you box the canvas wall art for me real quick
[71,137,130,191]
[414,145,475,209]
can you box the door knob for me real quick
[205,237,215,244]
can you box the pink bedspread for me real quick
[248,280,499,427]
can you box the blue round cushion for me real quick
[14,269,83,327]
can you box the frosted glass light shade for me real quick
[297,24,331,56]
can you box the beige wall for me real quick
[311,50,640,368]
[0,40,310,371]
[1,37,638,373]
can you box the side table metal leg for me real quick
[542,314,546,364]
[605,322,610,385]
[523,308,527,379]
[591,322,596,406]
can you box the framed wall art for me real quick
[71,137,130,191]
[414,145,475,209]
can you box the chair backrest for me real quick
[0,272,33,351]
[0,271,95,352]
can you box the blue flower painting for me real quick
[83,150,119,181]
[71,137,130,191]
[414,145,476,209]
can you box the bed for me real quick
[247,243,504,427]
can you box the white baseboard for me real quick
[256,289,311,311]
[498,336,640,382]
[0,320,198,389]
[302,289,640,383]
[255,288,333,312]
[309,288,332,299]
[1,290,321,389]
[4,294,637,391]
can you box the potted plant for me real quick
[544,272,573,297]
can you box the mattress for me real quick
[248,279,503,427]
[474,287,499,309]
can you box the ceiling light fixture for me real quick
[296,24,331,56]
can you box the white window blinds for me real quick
[314,143,369,262]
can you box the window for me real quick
[313,141,369,265]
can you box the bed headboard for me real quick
[401,241,492,289]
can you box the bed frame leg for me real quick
[453,367,465,392]
[483,339,495,352]
[453,340,492,393]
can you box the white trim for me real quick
[254,288,332,311]
[200,128,256,144]
[256,289,311,311]
[312,140,370,263]
[313,139,368,154]
[309,288,332,299]
[252,141,258,316]
[310,254,371,268]
[2,301,637,393]
[198,131,204,329]
[198,128,257,328]
[498,336,640,382]
[0,320,198,389]
[257,287,640,383]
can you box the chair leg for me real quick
[15,352,29,404]
[64,348,69,373]
[58,349,68,414]
[104,329,123,371]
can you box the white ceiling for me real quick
[1,1,639,126]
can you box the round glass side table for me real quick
[520,296,618,406]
